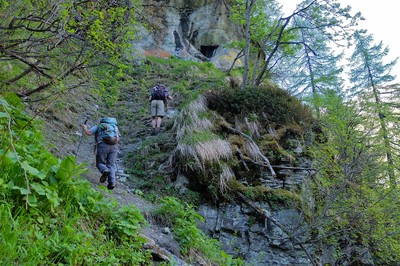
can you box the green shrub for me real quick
[206,85,314,130]
[156,196,242,265]
[0,94,150,265]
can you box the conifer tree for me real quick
[348,29,398,186]
[253,0,360,86]
[274,18,344,117]
[312,89,400,264]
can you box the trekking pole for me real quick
[75,115,88,158]
[92,104,100,155]
[93,104,99,124]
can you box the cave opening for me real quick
[200,45,219,58]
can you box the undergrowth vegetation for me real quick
[0,93,151,265]
[155,197,243,265]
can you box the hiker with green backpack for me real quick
[82,117,120,190]
[149,84,173,135]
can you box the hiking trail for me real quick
[75,86,185,264]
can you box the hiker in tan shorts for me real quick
[149,84,172,135]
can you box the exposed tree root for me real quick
[235,148,250,172]
[223,124,277,177]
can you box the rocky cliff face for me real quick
[56,2,377,262]
[197,161,315,265]
[134,0,243,70]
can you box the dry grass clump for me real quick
[176,139,232,172]
[194,139,232,162]
[174,95,213,140]
[174,95,232,179]
[214,163,235,193]
[234,115,261,138]
[242,139,263,161]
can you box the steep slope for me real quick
[32,86,188,265]
[22,55,377,265]
[103,58,319,265]
[32,57,233,265]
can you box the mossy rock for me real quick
[228,180,301,209]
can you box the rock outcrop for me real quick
[134,0,243,70]
[196,154,315,265]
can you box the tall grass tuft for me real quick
[173,95,234,193]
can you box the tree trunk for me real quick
[241,0,255,90]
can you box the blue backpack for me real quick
[97,117,119,145]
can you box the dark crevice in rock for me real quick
[201,45,219,58]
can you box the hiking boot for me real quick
[100,170,110,183]
[151,128,157,136]
[107,183,115,190]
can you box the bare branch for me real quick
[0,46,53,79]
[4,67,33,84]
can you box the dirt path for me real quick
[76,138,186,264]
[67,99,182,262]
[38,85,187,264]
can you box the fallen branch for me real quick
[271,165,316,171]
[223,124,276,177]
[236,192,317,266]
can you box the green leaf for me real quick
[0,112,8,118]
[44,188,60,207]
[21,161,40,176]
[37,216,44,224]
[6,151,19,162]
[27,194,37,206]
[36,170,47,180]
[31,183,46,195]
[49,166,59,184]
[12,185,29,195]
[55,155,76,180]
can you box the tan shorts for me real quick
[151,100,165,117]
